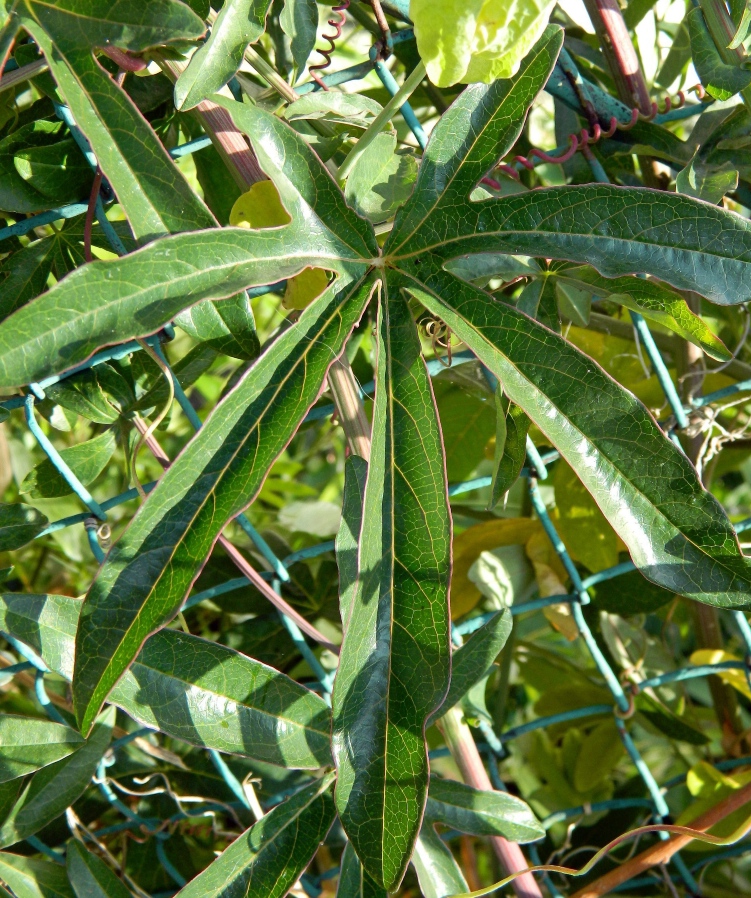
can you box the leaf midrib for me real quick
[82,275,372,724]
[404,268,749,580]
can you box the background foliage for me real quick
[1,0,751,896]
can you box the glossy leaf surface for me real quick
[336,843,387,898]
[425,776,544,841]
[332,285,451,890]
[176,774,336,898]
[405,269,751,607]
[0,716,83,783]
[0,594,331,768]
[0,853,71,898]
[431,609,512,721]
[74,276,373,734]
[66,841,131,898]
[0,708,114,848]
[175,0,273,110]
[19,1,213,244]
[0,504,47,553]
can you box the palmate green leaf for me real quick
[425,776,544,841]
[336,843,386,898]
[20,428,117,499]
[66,841,131,898]
[0,715,83,782]
[387,25,563,252]
[74,275,374,735]
[410,825,468,898]
[0,594,331,768]
[0,503,48,552]
[0,707,114,848]
[0,853,71,898]
[175,0,273,110]
[0,231,362,388]
[431,609,512,721]
[336,456,368,626]
[0,96,377,389]
[17,0,213,244]
[404,267,751,608]
[332,285,451,891]
[175,773,336,898]
[554,266,731,361]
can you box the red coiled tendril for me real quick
[483,84,707,184]
[309,0,350,91]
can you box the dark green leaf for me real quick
[688,7,751,101]
[0,120,83,213]
[411,825,468,898]
[425,776,544,841]
[404,185,751,307]
[0,852,72,898]
[0,715,83,782]
[14,137,89,201]
[45,365,135,424]
[336,455,368,627]
[555,266,731,361]
[676,156,739,206]
[332,283,451,891]
[66,841,131,898]
[433,377,495,482]
[132,344,217,414]
[590,568,674,614]
[20,428,117,499]
[74,276,374,734]
[0,503,48,552]
[387,25,563,253]
[19,1,213,243]
[176,773,336,898]
[489,391,529,509]
[0,593,331,768]
[0,240,56,324]
[113,629,333,768]
[175,0,273,110]
[336,843,387,898]
[175,292,260,361]
[0,707,114,848]
[402,267,751,608]
[431,609,512,721]
[279,0,318,73]
[639,706,709,746]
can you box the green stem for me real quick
[337,60,426,184]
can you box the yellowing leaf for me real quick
[412,0,556,88]
[229,179,292,228]
[452,518,541,618]
[283,267,330,310]
[690,649,751,699]
[678,759,751,850]
[554,460,619,573]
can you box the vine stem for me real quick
[570,778,751,897]
[327,355,371,460]
[437,707,544,898]
[130,418,339,653]
[156,54,265,190]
